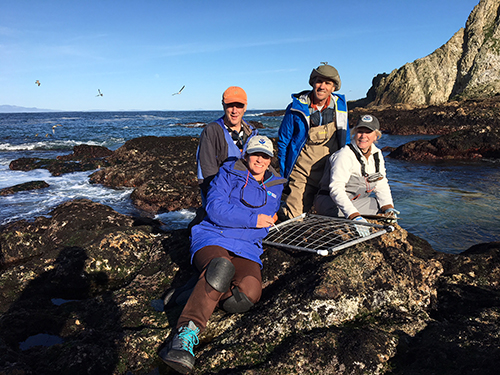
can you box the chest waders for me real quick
[346,144,381,202]
[284,114,339,219]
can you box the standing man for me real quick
[196,86,258,204]
[277,63,350,220]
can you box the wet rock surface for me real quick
[351,97,500,161]
[0,181,50,196]
[0,199,499,374]
[388,125,500,161]
[89,136,201,214]
[350,96,500,136]
[1,102,499,373]
[9,145,113,176]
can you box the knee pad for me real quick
[205,257,235,293]
[222,287,255,313]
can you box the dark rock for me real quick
[89,136,201,213]
[389,242,500,375]
[0,199,498,374]
[0,181,49,196]
[349,96,500,136]
[388,125,500,160]
[56,144,113,161]
[9,144,113,176]
[262,110,285,116]
[247,120,265,128]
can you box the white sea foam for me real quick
[175,122,205,128]
[0,139,108,151]
[245,112,266,117]
[155,209,196,230]
[0,169,134,225]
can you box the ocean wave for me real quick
[0,170,134,226]
[245,112,265,117]
[0,139,109,151]
[173,122,206,128]
[139,114,180,121]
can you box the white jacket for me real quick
[324,143,394,218]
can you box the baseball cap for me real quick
[353,114,380,131]
[222,86,247,105]
[246,136,274,157]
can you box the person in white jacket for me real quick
[314,115,399,233]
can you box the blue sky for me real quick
[1,0,480,111]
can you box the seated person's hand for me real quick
[383,208,400,223]
[353,216,370,237]
[257,214,275,228]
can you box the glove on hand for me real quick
[384,208,400,223]
[353,216,370,237]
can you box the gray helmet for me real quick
[309,64,341,91]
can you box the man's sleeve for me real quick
[197,124,226,197]
[277,105,293,177]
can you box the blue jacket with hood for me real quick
[190,159,286,267]
[277,91,350,179]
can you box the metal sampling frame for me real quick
[264,213,395,256]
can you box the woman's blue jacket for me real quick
[190,159,286,267]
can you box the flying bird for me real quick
[320,62,328,65]
[172,85,185,96]
[35,80,41,86]
[96,89,103,97]
[52,124,62,134]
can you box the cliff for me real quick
[353,0,500,107]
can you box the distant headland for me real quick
[0,105,58,113]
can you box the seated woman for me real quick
[159,135,286,374]
[313,115,399,232]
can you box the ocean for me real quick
[1,110,499,254]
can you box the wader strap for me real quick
[348,144,379,177]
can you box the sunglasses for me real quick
[231,130,244,149]
[240,171,268,208]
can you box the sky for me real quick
[0,0,481,112]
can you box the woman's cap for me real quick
[246,136,274,157]
[222,86,247,105]
[309,64,341,90]
[354,114,380,131]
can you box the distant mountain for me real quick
[352,0,500,107]
[0,105,59,113]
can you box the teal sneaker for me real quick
[159,321,200,374]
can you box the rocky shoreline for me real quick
[1,99,500,374]
[1,198,499,374]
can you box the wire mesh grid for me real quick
[264,213,394,256]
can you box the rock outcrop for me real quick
[0,199,499,374]
[88,136,201,213]
[388,125,500,160]
[9,145,112,176]
[0,181,49,196]
[352,0,500,107]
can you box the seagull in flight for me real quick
[35,80,41,86]
[172,85,185,96]
[52,124,62,134]
[96,89,103,97]
[320,61,328,65]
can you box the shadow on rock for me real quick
[0,247,123,375]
